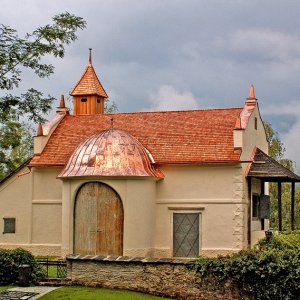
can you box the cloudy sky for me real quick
[1,0,300,171]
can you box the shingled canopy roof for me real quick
[247,147,300,182]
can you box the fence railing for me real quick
[36,258,67,278]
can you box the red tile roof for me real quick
[70,64,108,98]
[29,108,243,167]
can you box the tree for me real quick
[264,121,299,230]
[0,12,86,180]
[264,121,294,171]
[0,123,34,179]
[104,100,118,113]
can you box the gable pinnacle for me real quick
[37,122,43,136]
[59,95,66,108]
[248,84,256,100]
[246,84,257,105]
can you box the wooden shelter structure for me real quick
[247,147,300,232]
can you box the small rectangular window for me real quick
[254,117,258,130]
[252,195,259,218]
[3,218,15,234]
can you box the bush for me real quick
[258,230,300,251]
[0,248,44,284]
[189,232,300,300]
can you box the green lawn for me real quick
[35,256,66,278]
[0,286,14,291]
[39,264,61,278]
[39,286,170,300]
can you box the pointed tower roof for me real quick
[70,49,108,98]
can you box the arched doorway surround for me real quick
[74,182,124,255]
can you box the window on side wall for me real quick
[3,218,16,234]
[252,195,259,219]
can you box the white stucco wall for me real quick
[61,178,157,257]
[0,167,32,245]
[59,164,247,258]
[0,167,63,256]
[154,164,246,257]
[239,103,269,246]
[240,104,268,161]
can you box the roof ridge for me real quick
[65,107,243,117]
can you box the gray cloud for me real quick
[1,0,300,171]
[146,85,199,111]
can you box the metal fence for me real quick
[36,258,67,278]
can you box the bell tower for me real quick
[70,49,108,115]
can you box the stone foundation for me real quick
[67,255,249,299]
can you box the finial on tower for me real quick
[110,118,114,129]
[89,48,92,65]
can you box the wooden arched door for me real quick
[74,182,123,255]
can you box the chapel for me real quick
[0,51,299,258]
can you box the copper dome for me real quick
[58,129,164,178]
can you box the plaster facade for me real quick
[0,60,271,258]
[0,135,268,258]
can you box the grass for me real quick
[39,265,60,278]
[35,256,65,278]
[0,285,14,291]
[39,286,170,300]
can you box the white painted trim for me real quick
[32,200,62,204]
[168,207,205,210]
[158,199,247,204]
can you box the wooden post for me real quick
[261,180,265,230]
[247,177,252,247]
[291,181,295,231]
[278,182,282,231]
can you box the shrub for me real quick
[258,230,300,251]
[189,232,300,299]
[0,248,44,284]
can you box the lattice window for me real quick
[173,213,199,257]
